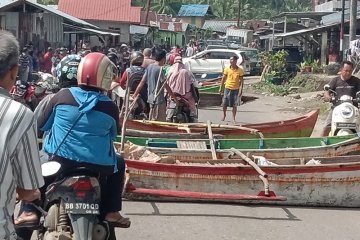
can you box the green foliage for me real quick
[252,73,323,96]
[260,50,290,84]
[132,0,312,20]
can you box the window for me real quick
[109,27,120,45]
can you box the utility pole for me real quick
[340,0,345,61]
[350,0,357,44]
[237,0,241,28]
[144,0,152,25]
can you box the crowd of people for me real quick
[0,28,248,239]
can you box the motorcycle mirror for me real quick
[41,161,61,177]
[324,84,330,91]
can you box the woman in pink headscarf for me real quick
[166,56,199,122]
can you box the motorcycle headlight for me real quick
[340,105,354,119]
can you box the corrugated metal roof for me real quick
[259,22,338,40]
[58,0,141,23]
[226,28,252,37]
[203,20,237,33]
[177,4,210,17]
[0,0,97,28]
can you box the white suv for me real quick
[183,49,251,75]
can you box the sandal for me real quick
[106,216,131,228]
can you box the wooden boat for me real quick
[123,154,360,207]
[125,110,319,139]
[116,135,360,160]
[199,84,221,93]
[116,134,359,150]
[198,93,258,107]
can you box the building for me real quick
[314,0,360,12]
[177,4,214,28]
[58,0,141,45]
[0,0,99,49]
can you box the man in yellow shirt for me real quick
[219,55,244,123]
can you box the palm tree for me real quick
[152,0,177,15]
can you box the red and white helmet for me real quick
[77,52,115,91]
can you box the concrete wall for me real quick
[0,12,19,37]
[43,13,63,46]
[87,20,130,44]
[155,31,186,47]
[179,16,203,28]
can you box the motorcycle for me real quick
[17,161,117,240]
[10,72,59,111]
[324,84,360,136]
[166,95,196,123]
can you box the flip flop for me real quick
[106,216,131,228]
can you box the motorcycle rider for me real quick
[322,61,360,136]
[166,56,199,122]
[119,51,148,117]
[33,54,83,119]
[16,52,130,228]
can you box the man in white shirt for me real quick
[0,30,44,240]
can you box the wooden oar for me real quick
[207,120,217,160]
[120,73,130,154]
[230,148,269,196]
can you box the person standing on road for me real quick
[133,48,177,121]
[219,55,244,124]
[321,61,360,136]
[0,30,44,240]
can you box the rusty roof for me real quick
[58,0,141,23]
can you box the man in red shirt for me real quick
[43,47,53,73]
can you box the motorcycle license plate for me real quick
[64,202,100,215]
[336,123,356,129]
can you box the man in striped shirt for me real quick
[0,30,44,239]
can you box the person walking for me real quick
[219,55,244,124]
[0,30,44,240]
[133,48,177,121]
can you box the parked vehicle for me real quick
[183,49,251,75]
[324,84,360,136]
[239,47,262,76]
[10,73,59,111]
[272,46,303,76]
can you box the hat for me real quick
[120,44,127,48]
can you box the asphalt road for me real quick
[117,201,360,240]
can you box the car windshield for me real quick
[242,50,258,59]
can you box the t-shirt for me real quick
[223,66,244,90]
[328,76,360,106]
[144,64,165,105]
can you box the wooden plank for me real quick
[207,120,218,160]
[176,140,207,149]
